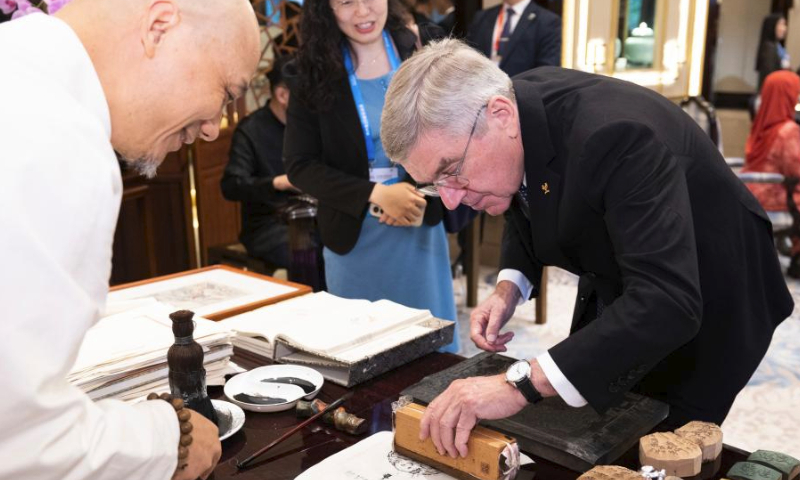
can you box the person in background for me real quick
[222,55,297,270]
[0,0,260,478]
[756,13,790,91]
[466,0,561,76]
[742,71,800,277]
[431,0,455,34]
[283,0,460,351]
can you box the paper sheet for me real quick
[220,292,432,356]
[296,431,533,480]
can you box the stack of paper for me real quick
[220,292,455,386]
[70,302,237,401]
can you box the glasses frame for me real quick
[416,105,486,197]
[331,0,375,12]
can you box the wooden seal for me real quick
[674,421,723,462]
[747,450,800,480]
[639,431,702,477]
[727,461,783,480]
[577,465,642,480]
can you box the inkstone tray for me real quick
[401,352,669,472]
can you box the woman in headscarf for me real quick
[756,13,790,91]
[741,70,800,276]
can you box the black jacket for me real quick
[466,1,561,77]
[283,26,445,255]
[221,106,291,254]
[503,67,793,426]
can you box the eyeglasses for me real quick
[416,105,486,197]
[331,0,377,13]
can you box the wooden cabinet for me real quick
[111,128,241,285]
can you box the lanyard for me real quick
[342,30,402,163]
[492,7,506,57]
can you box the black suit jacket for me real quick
[466,1,561,76]
[283,27,445,255]
[221,106,291,257]
[504,68,793,426]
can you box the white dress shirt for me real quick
[497,175,588,408]
[0,13,178,480]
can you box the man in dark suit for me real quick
[466,0,561,76]
[381,39,794,458]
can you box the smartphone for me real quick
[369,203,425,227]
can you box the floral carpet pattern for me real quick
[455,265,800,459]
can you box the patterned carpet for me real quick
[454,264,800,459]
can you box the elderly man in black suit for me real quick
[381,39,793,459]
[466,0,561,75]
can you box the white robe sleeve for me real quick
[0,37,180,477]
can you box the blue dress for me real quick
[323,72,459,353]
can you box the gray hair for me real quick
[381,38,515,164]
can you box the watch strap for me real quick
[516,377,543,404]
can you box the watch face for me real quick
[506,360,530,383]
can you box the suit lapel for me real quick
[500,2,538,69]
[514,79,573,269]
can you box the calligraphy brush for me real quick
[236,391,353,470]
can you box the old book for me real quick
[577,465,641,479]
[674,421,723,462]
[728,461,783,480]
[400,352,669,472]
[747,451,800,480]
[639,431,702,477]
[221,292,454,387]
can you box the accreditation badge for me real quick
[369,167,399,185]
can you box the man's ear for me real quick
[486,95,519,138]
[141,0,181,58]
[275,84,290,107]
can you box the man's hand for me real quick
[470,281,521,352]
[370,183,426,226]
[419,374,527,458]
[172,410,221,480]
[272,174,299,192]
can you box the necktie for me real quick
[497,7,516,58]
[516,183,530,219]
[596,296,605,318]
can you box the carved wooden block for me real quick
[577,465,642,480]
[393,402,517,480]
[727,461,783,480]
[639,432,702,477]
[674,421,723,462]
[747,450,800,480]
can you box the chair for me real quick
[737,172,800,257]
[681,96,800,256]
[207,242,279,276]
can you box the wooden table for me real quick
[212,352,747,479]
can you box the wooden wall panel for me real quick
[193,128,241,265]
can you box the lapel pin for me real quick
[541,182,550,195]
[528,12,536,21]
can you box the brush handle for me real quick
[236,391,353,469]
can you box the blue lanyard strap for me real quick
[342,30,401,163]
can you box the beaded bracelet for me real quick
[147,392,193,471]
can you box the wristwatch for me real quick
[505,360,543,404]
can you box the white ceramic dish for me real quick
[212,399,245,441]
[224,364,324,413]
